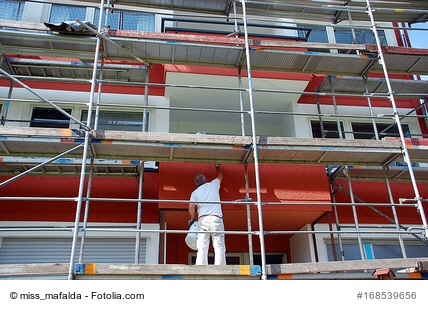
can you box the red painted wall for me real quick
[0,162,426,264]
[158,162,332,208]
[158,162,332,264]
[0,172,159,223]
[332,179,428,225]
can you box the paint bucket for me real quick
[185,221,199,250]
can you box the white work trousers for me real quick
[196,216,226,265]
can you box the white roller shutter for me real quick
[0,238,147,264]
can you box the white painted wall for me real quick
[290,224,316,263]
[0,87,170,132]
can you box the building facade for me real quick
[0,0,427,279]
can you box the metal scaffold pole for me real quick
[344,167,366,260]
[240,0,267,280]
[383,167,407,258]
[365,0,428,239]
[363,76,380,140]
[67,0,105,280]
[78,158,95,263]
[330,182,345,261]
[244,163,254,265]
[135,161,144,264]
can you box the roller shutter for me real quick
[0,238,147,264]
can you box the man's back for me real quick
[190,178,222,216]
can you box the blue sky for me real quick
[408,22,428,48]
[407,22,428,80]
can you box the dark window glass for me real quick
[31,107,71,128]
[253,254,286,265]
[311,120,344,138]
[351,123,411,139]
[190,255,241,265]
[327,243,428,261]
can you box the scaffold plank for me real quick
[0,263,262,280]
[0,127,405,167]
[267,257,428,275]
[2,22,428,76]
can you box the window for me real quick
[1,0,24,21]
[30,107,72,128]
[372,244,428,259]
[311,120,345,138]
[326,242,428,261]
[49,4,86,24]
[81,110,146,131]
[351,122,411,140]
[94,9,155,31]
[300,26,328,43]
[335,29,386,45]
[335,29,387,54]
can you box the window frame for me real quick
[311,120,345,138]
[351,122,412,140]
[80,109,148,132]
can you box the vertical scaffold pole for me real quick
[78,158,94,263]
[94,57,105,130]
[240,0,267,279]
[383,166,407,258]
[363,76,379,140]
[1,80,13,125]
[135,66,149,262]
[244,163,254,265]
[142,68,149,133]
[330,182,345,261]
[344,167,366,260]
[135,161,144,264]
[328,75,343,139]
[67,0,105,280]
[365,0,428,239]
[238,68,246,136]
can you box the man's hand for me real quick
[188,218,195,227]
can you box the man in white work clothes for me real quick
[188,164,226,265]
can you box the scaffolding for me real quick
[0,0,428,280]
